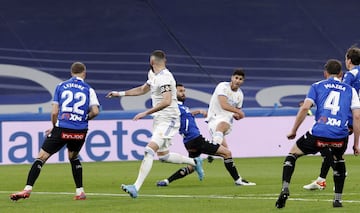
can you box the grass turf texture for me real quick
[1,155,360,213]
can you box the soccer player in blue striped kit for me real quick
[303,46,360,191]
[10,62,100,201]
[275,59,360,209]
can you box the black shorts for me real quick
[296,131,348,158]
[41,127,88,155]
[184,135,220,158]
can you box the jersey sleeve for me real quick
[89,88,100,107]
[146,69,154,85]
[306,84,316,104]
[351,87,360,109]
[52,84,61,104]
[214,82,228,99]
[343,70,356,86]
[156,74,172,93]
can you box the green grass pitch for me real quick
[1,155,360,213]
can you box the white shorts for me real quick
[207,114,233,136]
[151,116,180,152]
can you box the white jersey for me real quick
[146,69,180,118]
[206,82,244,125]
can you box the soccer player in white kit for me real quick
[106,50,204,198]
[206,68,256,186]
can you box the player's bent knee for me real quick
[222,149,232,159]
[144,146,155,157]
[212,131,224,144]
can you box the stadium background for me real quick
[1,0,360,113]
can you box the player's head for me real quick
[324,59,342,78]
[176,83,186,102]
[150,50,166,72]
[71,62,86,78]
[345,46,360,69]
[230,68,245,91]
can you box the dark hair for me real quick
[324,59,342,75]
[151,50,166,60]
[71,62,86,74]
[346,46,360,65]
[232,68,245,78]
[176,83,184,87]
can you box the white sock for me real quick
[235,177,243,184]
[161,152,196,166]
[76,187,84,195]
[134,150,154,191]
[316,177,326,182]
[24,185,32,191]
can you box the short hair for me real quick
[324,59,342,75]
[346,46,360,65]
[176,83,184,87]
[232,68,245,78]
[71,62,86,74]
[151,50,166,61]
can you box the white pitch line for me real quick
[1,191,360,203]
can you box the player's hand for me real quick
[105,91,119,98]
[353,146,360,156]
[133,112,147,121]
[45,128,52,136]
[233,110,245,120]
[233,113,242,120]
[287,132,296,140]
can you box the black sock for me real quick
[26,159,44,186]
[333,160,346,194]
[168,167,192,183]
[320,157,332,179]
[282,154,297,184]
[224,158,240,181]
[320,148,333,178]
[71,158,83,188]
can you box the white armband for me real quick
[117,91,126,97]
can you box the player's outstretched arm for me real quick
[106,83,150,98]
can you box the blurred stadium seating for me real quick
[0,0,359,112]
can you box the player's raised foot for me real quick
[303,180,326,190]
[156,179,169,187]
[74,192,86,200]
[194,157,204,181]
[275,187,289,209]
[10,190,32,201]
[121,184,138,198]
[235,179,256,186]
[333,200,343,208]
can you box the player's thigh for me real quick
[208,119,231,136]
[295,132,318,155]
[185,136,219,157]
[41,127,67,155]
[199,138,220,155]
[152,117,179,152]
